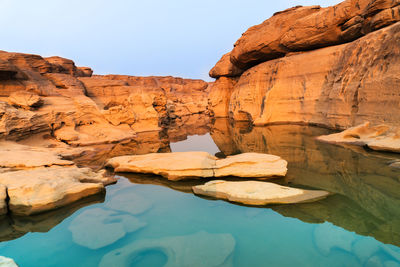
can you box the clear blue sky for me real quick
[1,0,342,81]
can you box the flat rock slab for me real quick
[0,256,18,267]
[193,180,329,205]
[317,122,400,153]
[69,208,146,249]
[0,167,108,215]
[99,231,235,267]
[107,151,287,181]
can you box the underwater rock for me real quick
[68,208,146,250]
[0,167,108,215]
[193,180,329,205]
[0,256,18,267]
[107,152,287,180]
[313,223,355,256]
[317,122,400,153]
[99,231,235,267]
[105,191,152,215]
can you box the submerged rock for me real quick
[105,191,152,215]
[0,256,18,267]
[317,122,400,153]
[99,231,235,267]
[107,151,287,180]
[193,180,329,205]
[0,167,109,215]
[68,208,146,249]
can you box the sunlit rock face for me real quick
[0,50,210,144]
[210,119,400,246]
[209,0,400,130]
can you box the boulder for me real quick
[107,151,287,180]
[76,67,93,77]
[317,122,400,153]
[8,91,43,110]
[209,52,243,78]
[107,152,217,181]
[68,208,146,249]
[99,231,235,267]
[230,0,400,70]
[193,180,330,205]
[208,77,238,118]
[44,56,78,76]
[0,167,108,215]
[226,22,400,129]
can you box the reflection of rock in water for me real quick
[0,193,104,242]
[100,231,235,267]
[72,114,211,169]
[211,119,400,246]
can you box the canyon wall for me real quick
[0,51,209,144]
[209,0,400,129]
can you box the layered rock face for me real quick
[0,50,209,144]
[209,0,400,130]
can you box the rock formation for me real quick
[106,151,287,181]
[209,0,400,130]
[193,180,329,205]
[317,122,400,152]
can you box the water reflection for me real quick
[211,118,400,247]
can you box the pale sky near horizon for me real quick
[1,0,342,81]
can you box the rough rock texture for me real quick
[0,167,108,215]
[69,208,146,249]
[99,231,235,267]
[193,180,329,205]
[317,122,400,153]
[0,184,7,215]
[209,52,243,78]
[227,22,400,129]
[8,90,43,109]
[210,1,400,131]
[107,151,287,181]
[228,0,400,70]
[208,77,238,118]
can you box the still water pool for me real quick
[1,121,400,266]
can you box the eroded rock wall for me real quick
[209,0,400,130]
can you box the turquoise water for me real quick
[1,122,400,266]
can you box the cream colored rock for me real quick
[193,180,329,205]
[99,231,235,267]
[8,91,43,109]
[0,141,74,168]
[107,152,216,181]
[317,122,400,153]
[0,256,18,267]
[0,184,7,215]
[107,151,287,180]
[0,167,107,215]
[208,77,238,118]
[215,153,287,178]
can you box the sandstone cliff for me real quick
[0,50,210,144]
[209,0,400,129]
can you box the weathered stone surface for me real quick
[99,231,235,267]
[208,77,238,118]
[230,0,400,70]
[76,66,93,77]
[0,167,107,215]
[44,56,78,76]
[107,151,287,180]
[226,22,400,129]
[68,208,146,249]
[8,91,43,109]
[105,191,152,215]
[209,52,243,78]
[193,180,329,205]
[0,59,18,80]
[0,256,18,267]
[107,152,217,181]
[0,184,7,215]
[317,122,400,153]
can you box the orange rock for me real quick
[209,52,243,78]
